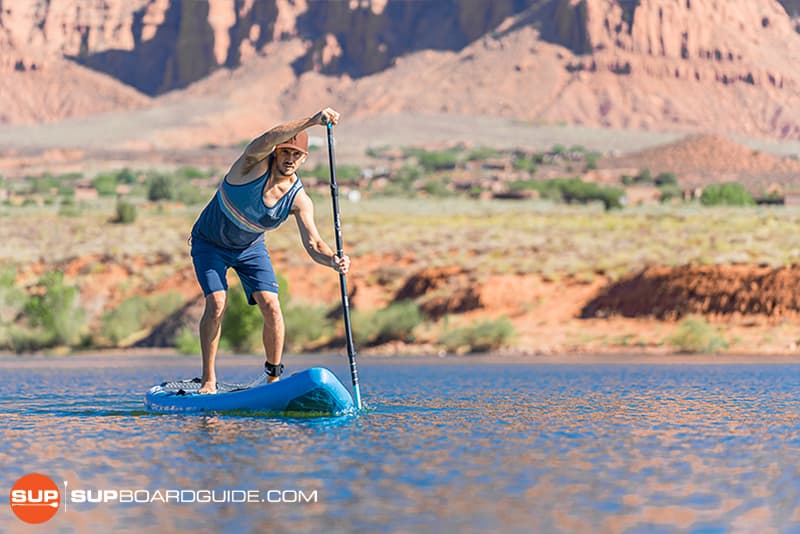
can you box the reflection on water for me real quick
[0,356,798,533]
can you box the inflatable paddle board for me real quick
[145,367,355,415]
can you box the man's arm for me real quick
[292,190,350,274]
[228,108,340,182]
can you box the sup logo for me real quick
[9,473,60,524]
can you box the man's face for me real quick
[275,148,307,176]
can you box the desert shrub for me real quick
[467,146,500,161]
[220,288,263,353]
[658,184,683,203]
[23,271,86,347]
[100,292,183,346]
[30,174,59,195]
[439,317,515,353]
[507,177,622,209]
[0,268,24,324]
[635,169,653,184]
[175,182,211,205]
[418,149,460,171]
[305,164,361,183]
[700,183,755,206]
[100,296,148,345]
[92,173,118,196]
[421,178,453,197]
[379,165,421,196]
[655,172,678,186]
[333,165,361,183]
[0,268,25,349]
[219,274,288,353]
[584,152,600,171]
[283,304,335,352]
[58,197,82,217]
[559,178,624,210]
[175,326,202,355]
[176,166,206,179]
[114,168,137,184]
[147,174,176,201]
[112,199,137,224]
[352,301,423,345]
[667,316,728,354]
[512,155,537,173]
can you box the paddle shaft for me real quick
[326,122,362,410]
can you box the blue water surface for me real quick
[0,355,799,533]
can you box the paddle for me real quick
[326,121,363,411]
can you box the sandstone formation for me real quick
[1,0,800,145]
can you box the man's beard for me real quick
[277,164,295,177]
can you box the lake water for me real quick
[1,354,799,533]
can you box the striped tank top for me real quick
[191,166,304,249]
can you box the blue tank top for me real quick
[192,165,304,249]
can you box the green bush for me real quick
[512,155,537,173]
[0,268,26,349]
[439,317,515,353]
[112,199,137,224]
[379,165,421,196]
[700,183,755,206]
[175,182,212,205]
[100,296,148,345]
[147,174,176,201]
[418,150,460,171]
[559,178,624,210]
[92,174,118,196]
[0,268,24,324]
[176,166,206,179]
[30,174,59,195]
[305,164,361,183]
[23,271,86,347]
[100,292,183,346]
[634,169,653,184]
[467,146,500,161]
[352,301,423,345]
[667,316,728,353]
[658,184,683,203]
[584,152,600,171]
[655,172,678,186]
[114,168,137,184]
[175,326,202,355]
[221,286,264,353]
[283,304,335,352]
[421,178,453,197]
[508,177,623,209]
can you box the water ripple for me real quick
[0,359,798,533]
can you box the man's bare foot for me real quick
[267,376,280,384]
[198,381,217,394]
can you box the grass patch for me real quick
[352,301,423,345]
[667,316,729,354]
[438,317,515,353]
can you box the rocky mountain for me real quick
[2,0,800,145]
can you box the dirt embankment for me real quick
[582,265,800,321]
[15,255,800,355]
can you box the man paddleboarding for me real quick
[190,108,350,394]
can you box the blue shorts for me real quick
[191,237,279,305]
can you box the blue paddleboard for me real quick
[145,367,355,415]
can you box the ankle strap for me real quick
[265,361,284,377]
